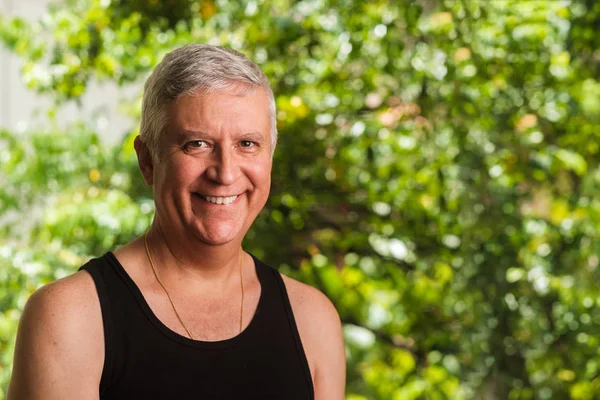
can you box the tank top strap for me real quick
[78,256,116,396]
[261,260,314,394]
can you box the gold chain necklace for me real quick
[143,232,244,340]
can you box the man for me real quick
[8,44,346,399]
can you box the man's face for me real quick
[146,87,273,246]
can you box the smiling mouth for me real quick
[194,193,239,205]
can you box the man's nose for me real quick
[205,147,239,185]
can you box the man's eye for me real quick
[240,141,255,148]
[184,140,208,150]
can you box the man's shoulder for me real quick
[279,273,346,396]
[279,274,343,352]
[28,269,99,315]
[8,270,104,398]
[279,273,340,322]
[20,269,103,350]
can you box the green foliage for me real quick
[1,0,600,399]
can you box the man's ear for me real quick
[134,135,154,185]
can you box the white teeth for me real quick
[202,195,238,205]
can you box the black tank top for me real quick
[79,252,314,399]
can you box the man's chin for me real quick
[191,225,242,247]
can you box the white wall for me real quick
[0,0,137,144]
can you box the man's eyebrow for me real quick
[177,130,210,140]
[238,132,266,142]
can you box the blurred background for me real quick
[1,0,600,399]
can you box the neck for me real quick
[144,221,244,293]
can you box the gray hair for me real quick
[140,44,277,159]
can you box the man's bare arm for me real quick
[308,289,346,400]
[7,271,104,400]
[282,275,346,400]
